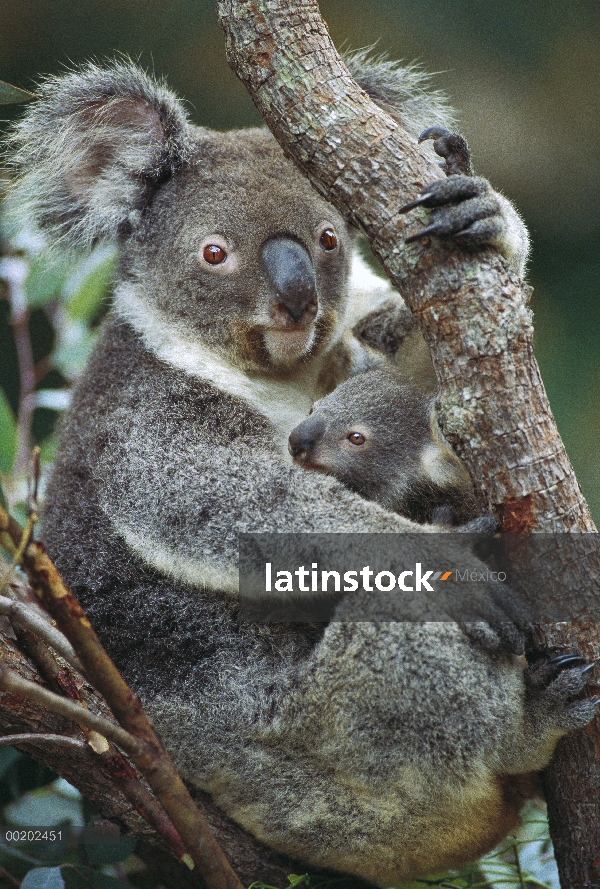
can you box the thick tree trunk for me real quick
[216,2,600,887]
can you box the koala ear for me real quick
[6,60,191,246]
[343,48,456,140]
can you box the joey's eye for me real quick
[348,432,366,446]
[319,228,338,251]
[203,244,227,265]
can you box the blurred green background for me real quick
[0,0,599,518]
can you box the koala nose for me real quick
[288,415,326,461]
[262,237,318,323]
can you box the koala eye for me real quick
[203,244,228,265]
[319,228,338,251]
[348,432,366,446]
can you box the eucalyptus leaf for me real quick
[21,867,65,889]
[0,844,46,880]
[38,435,58,465]
[53,328,97,378]
[0,745,21,779]
[90,870,136,888]
[26,255,73,309]
[0,80,36,105]
[0,388,17,476]
[83,837,136,866]
[5,782,85,828]
[63,246,116,324]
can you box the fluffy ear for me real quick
[344,48,456,140]
[5,60,191,246]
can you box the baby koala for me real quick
[288,366,479,525]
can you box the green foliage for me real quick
[0,752,138,888]
[0,80,35,104]
[0,221,116,514]
[0,473,9,511]
[0,386,17,476]
[21,867,66,889]
[63,246,117,325]
[0,228,134,885]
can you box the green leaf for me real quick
[53,327,97,378]
[0,80,36,105]
[0,845,46,881]
[21,867,65,889]
[0,746,21,778]
[0,476,8,511]
[63,246,116,324]
[10,501,28,528]
[0,388,17,476]
[90,873,135,889]
[5,781,84,828]
[26,255,73,309]
[84,836,136,866]
[38,435,59,465]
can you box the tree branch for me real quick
[0,595,83,671]
[216,2,600,886]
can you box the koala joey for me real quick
[288,365,480,525]
[5,57,594,885]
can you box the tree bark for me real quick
[216,2,600,887]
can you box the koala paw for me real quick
[526,653,600,732]
[401,174,505,249]
[401,126,530,275]
[418,125,473,176]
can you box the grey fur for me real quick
[344,48,456,140]
[4,60,583,884]
[288,366,480,525]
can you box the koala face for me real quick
[8,63,353,376]
[117,129,353,372]
[287,367,476,521]
[288,368,432,500]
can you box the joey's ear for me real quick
[5,60,191,246]
[343,48,455,140]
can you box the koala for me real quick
[288,365,480,525]
[4,58,594,885]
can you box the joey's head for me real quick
[288,367,478,523]
[7,61,353,374]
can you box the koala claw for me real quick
[401,176,503,246]
[526,653,598,732]
[418,126,473,177]
[548,653,589,671]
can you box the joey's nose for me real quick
[288,415,326,460]
[262,237,317,323]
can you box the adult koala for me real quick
[6,59,593,885]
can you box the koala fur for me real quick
[288,365,480,525]
[4,58,594,884]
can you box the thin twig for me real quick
[0,732,88,751]
[0,595,83,672]
[0,664,144,757]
